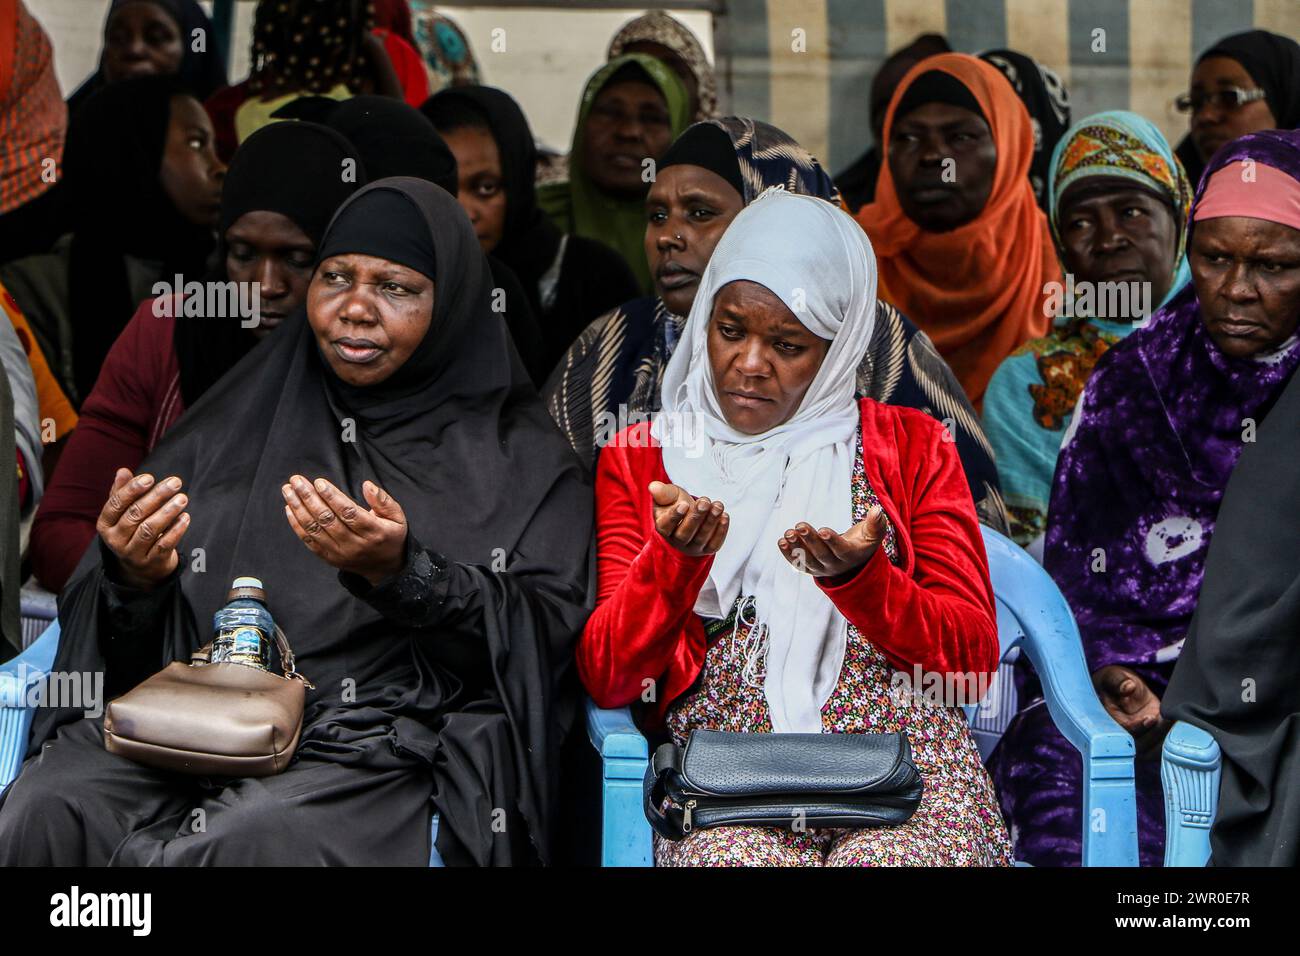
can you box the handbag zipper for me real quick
[683,799,697,833]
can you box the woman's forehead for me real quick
[713,280,805,326]
[318,252,430,279]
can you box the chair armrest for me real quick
[585,698,652,867]
[980,528,1138,866]
[1161,721,1220,867]
[585,698,648,760]
[1,621,61,791]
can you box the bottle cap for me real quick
[227,577,267,603]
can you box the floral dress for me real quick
[655,430,1013,867]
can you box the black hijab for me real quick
[1163,366,1300,866]
[173,119,366,407]
[63,74,216,403]
[1201,30,1300,130]
[421,85,564,312]
[37,178,592,865]
[67,0,229,115]
[1178,30,1300,187]
[325,96,458,194]
[979,49,1071,212]
[659,121,746,197]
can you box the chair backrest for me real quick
[978,526,1134,760]
[967,617,1022,760]
[19,587,58,651]
[975,528,1142,868]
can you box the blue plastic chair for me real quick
[586,525,1141,867]
[0,622,445,866]
[1160,722,1220,866]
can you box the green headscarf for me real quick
[538,54,691,291]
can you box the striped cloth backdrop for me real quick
[715,0,1299,175]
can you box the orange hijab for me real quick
[856,54,1058,408]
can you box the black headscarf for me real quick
[318,189,437,285]
[67,0,229,115]
[1163,365,1300,866]
[63,74,217,403]
[1201,30,1300,130]
[36,178,592,865]
[421,85,564,314]
[894,69,988,123]
[1177,30,1300,188]
[325,96,458,194]
[979,49,1071,212]
[659,121,746,198]
[174,120,366,407]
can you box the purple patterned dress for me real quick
[990,130,1300,866]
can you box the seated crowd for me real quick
[0,0,1297,868]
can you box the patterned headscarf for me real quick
[1048,110,1195,310]
[706,116,841,206]
[411,6,480,94]
[0,0,65,214]
[980,49,1070,212]
[607,10,717,120]
[249,0,374,96]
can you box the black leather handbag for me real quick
[645,729,924,840]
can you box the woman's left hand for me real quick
[777,506,887,578]
[282,476,408,586]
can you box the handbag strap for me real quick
[272,625,313,688]
[643,742,687,840]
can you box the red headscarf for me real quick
[0,0,66,215]
[856,53,1058,408]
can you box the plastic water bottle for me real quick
[209,577,276,671]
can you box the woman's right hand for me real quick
[96,468,191,590]
[649,481,728,557]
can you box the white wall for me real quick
[25,2,713,152]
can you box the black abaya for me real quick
[0,179,592,867]
[1163,365,1300,867]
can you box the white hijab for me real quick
[652,189,878,733]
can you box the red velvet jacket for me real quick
[578,397,999,728]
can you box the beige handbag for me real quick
[104,628,313,777]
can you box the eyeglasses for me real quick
[1175,87,1268,114]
